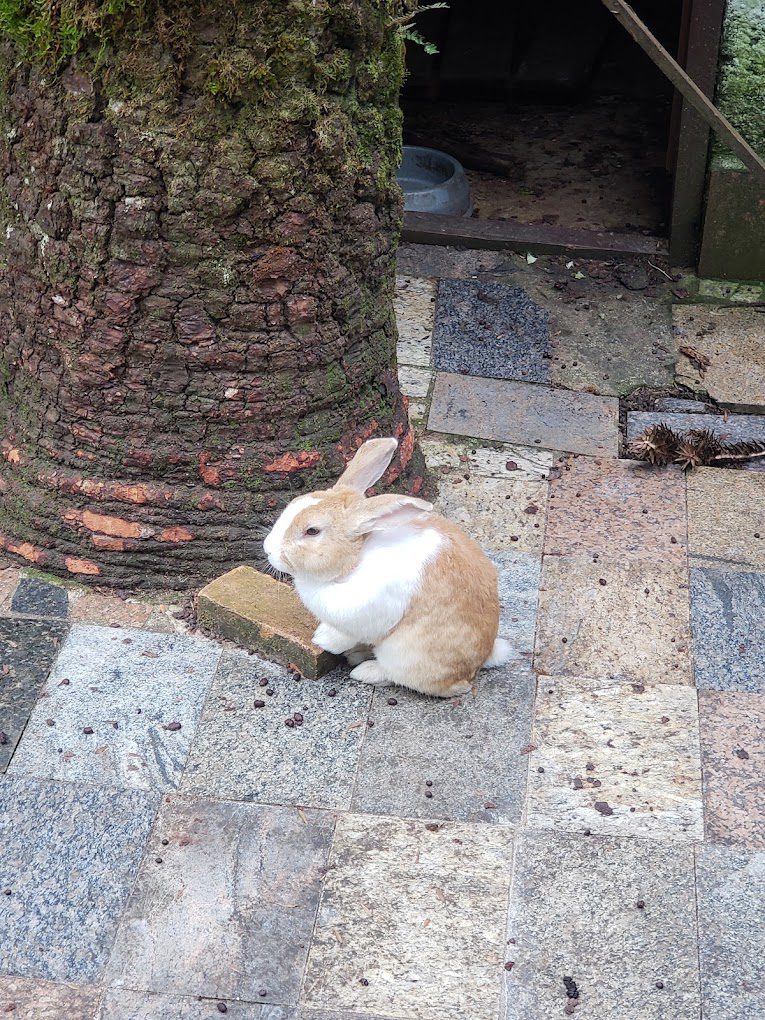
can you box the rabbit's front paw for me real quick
[313,622,355,655]
[350,659,392,687]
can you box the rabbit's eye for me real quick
[304,526,321,537]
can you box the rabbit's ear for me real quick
[334,438,398,494]
[347,494,433,536]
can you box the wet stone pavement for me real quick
[2,247,765,1018]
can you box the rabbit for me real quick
[263,437,511,697]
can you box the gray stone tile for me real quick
[434,473,547,554]
[690,567,765,692]
[654,398,709,413]
[505,832,700,1019]
[0,977,100,1019]
[696,846,765,1020]
[10,577,69,619]
[398,365,432,398]
[0,617,67,772]
[687,469,765,572]
[420,436,553,482]
[9,624,220,791]
[526,677,703,841]
[395,274,436,368]
[627,410,765,454]
[0,776,157,983]
[433,278,551,384]
[106,797,334,1003]
[352,665,534,825]
[492,551,542,655]
[182,651,371,809]
[429,373,619,457]
[302,814,514,1019]
[98,989,294,1019]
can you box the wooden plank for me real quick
[401,211,665,257]
[601,0,765,183]
[669,0,727,265]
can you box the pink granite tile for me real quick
[0,567,21,614]
[68,592,152,628]
[699,691,765,847]
[545,456,687,563]
[0,975,99,1018]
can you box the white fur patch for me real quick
[263,495,319,572]
[295,526,444,645]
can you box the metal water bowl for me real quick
[397,145,472,216]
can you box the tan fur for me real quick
[281,488,364,581]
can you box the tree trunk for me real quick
[0,1,421,588]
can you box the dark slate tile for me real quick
[106,798,335,1004]
[696,845,765,1020]
[0,776,157,983]
[0,618,67,772]
[432,278,552,383]
[690,567,765,692]
[351,666,534,825]
[10,578,69,619]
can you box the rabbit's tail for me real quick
[483,638,512,669]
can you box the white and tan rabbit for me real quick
[263,437,510,697]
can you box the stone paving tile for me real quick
[429,373,619,456]
[182,651,370,809]
[106,798,334,1004]
[434,474,547,555]
[99,989,293,1019]
[627,410,765,455]
[674,305,765,411]
[0,977,100,1019]
[10,577,69,618]
[687,469,765,571]
[690,567,765,692]
[544,456,687,563]
[550,292,675,397]
[69,591,152,628]
[696,846,765,1020]
[527,677,703,841]
[421,435,553,482]
[398,365,432,398]
[493,551,542,655]
[432,278,551,384]
[351,665,534,825]
[407,397,428,427]
[505,832,700,1019]
[534,559,693,683]
[394,275,436,368]
[0,617,67,772]
[9,624,220,791]
[0,567,20,613]
[302,814,514,1020]
[0,776,157,983]
[699,691,765,846]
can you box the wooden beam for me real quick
[401,211,665,258]
[601,0,765,184]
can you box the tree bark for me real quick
[0,1,421,588]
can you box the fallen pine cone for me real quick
[629,424,765,471]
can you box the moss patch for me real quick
[716,0,765,156]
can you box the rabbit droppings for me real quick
[264,437,510,697]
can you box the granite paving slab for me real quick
[544,456,687,563]
[696,846,765,1020]
[690,566,765,692]
[429,373,619,456]
[493,550,543,655]
[182,651,370,809]
[106,798,334,1003]
[534,559,692,683]
[98,989,294,1019]
[699,691,765,847]
[69,592,152,628]
[0,568,20,613]
[0,977,100,1019]
[0,776,156,983]
[9,624,220,791]
[0,617,67,772]
[432,278,551,383]
[674,305,765,411]
[527,676,703,841]
[687,469,765,572]
[398,366,433,398]
[394,275,436,368]
[420,436,553,483]
[351,665,534,825]
[505,832,700,1019]
[550,292,675,397]
[627,410,765,459]
[302,814,514,1020]
[10,577,69,618]
[434,474,547,554]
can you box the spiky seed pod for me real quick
[685,428,725,466]
[629,423,682,466]
[715,438,765,462]
[674,437,706,471]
